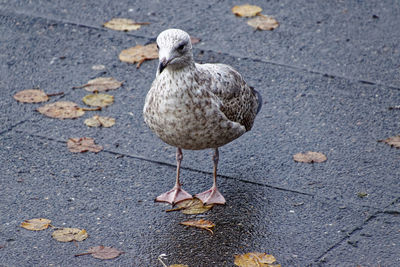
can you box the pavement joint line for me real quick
[313,196,400,264]
[2,9,400,92]
[0,118,32,137]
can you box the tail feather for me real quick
[251,87,262,114]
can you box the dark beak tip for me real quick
[158,61,167,73]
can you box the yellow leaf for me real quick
[180,219,215,234]
[119,43,158,68]
[37,101,85,119]
[247,15,279,31]
[176,198,213,214]
[293,151,327,163]
[378,135,400,148]
[14,89,49,103]
[74,77,123,92]
[84,115,115,128]
[20,218,51,231]
[232,4,262,17]
[67,137,103,153]
[234,252,278,267]
[52,228,88,242]
[103,18,149,31]
[82,93,114,107]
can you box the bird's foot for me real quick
[155,186,193,205]
[195,186,226,205]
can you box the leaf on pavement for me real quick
[247,15,279,31]
[232,4,262,17]
[84,115,115,128]
[20,218,52,231]
[74,77,123,92]
[14,89,49,103]
[190,36,201,44]
[82,93,114,107]
[378,135,400,148]
[75,245,124,259]
[37,101,85,119]
[234,252,280,267]
[119,43,158,68]
[52,228,88,242]
[170,265,189,267]
[103,18,149,31]
[293,151,327,163]
[180,219,215,234]
[67,137,103,153]
[175,198,213,214]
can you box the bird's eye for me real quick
[177,44,185,51]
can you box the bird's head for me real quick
[156,29,193,74]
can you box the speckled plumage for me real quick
[143,29,261,205]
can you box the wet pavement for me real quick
[0,1,399,266]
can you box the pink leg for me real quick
[155,148,192,205]
[195,148,226,205]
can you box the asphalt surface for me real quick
[0,1,399,266]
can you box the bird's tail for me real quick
[252,87,263,114]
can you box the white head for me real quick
[156,29,193,74]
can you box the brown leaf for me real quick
[169,265,189,267]
[232,4,262,17]
[74,77,123,92]
[180,219,215,234]
[103,18,149,31]
[175,198,213,214]
[14,89,49,103]
[293,151,327,163]
[84,115,115,128]
[247,15,279,31]
[119,43,158,68]
[82,245,124,259]
[52,228,88,242]
[234,252,279,267]
[378,135,400,148]
[20,218,51,231]
[190,36,201,44]
[37,101,85,119]
[82,93,114,107]
[67,137,103,153]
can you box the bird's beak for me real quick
[158,58,169,74]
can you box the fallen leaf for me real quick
[74,77,123,92]
[180,219,215,234]
[119,43,158,68]
[103,18,150,31]
[232,4,262,17]
[247,15,279,31]
[52,228,88,242]
[293,151,327,163]
[175,198,213,214]
[37,101,85,119]
[14,89,49,103]
[170,265,189,267]
[75,245,124,259]
[67,137,103,153]
[190,36,201,44]
[234,252,279,267]
[82,93,114,107]
[20,218,51,231]
[357,192,368,198]
[378,135,400,148]
[84,115,115,128]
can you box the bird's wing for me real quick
[195,63,261,131]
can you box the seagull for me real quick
[143,29,262,205]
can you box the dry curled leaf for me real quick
[232,4,262,17]
[82,93,114,107]
[247,15,279,31]
[293,151,327,163]
[20,218,51,231]
[75,245,124,259]
[14,89,49,103]
[175,198,213,214]
[103,18,149,31]
[74,77,123,92]
[180,219,215,234]
[67,137,103,153]
[52,228,88,242]
[37,101,85,119]
[119,43,158,68]
[84,115,115,128]
[234,252,279,267]
[378,135,400,148]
